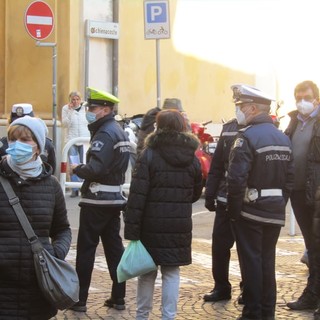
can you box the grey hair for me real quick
[255,103,270,114]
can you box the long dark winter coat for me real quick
[0,159,71,320]
[124,129,203,266]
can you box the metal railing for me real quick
[60,137,130,196]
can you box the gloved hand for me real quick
[205,198,216,212]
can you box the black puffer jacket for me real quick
[0,160,71,320]
[124,130,203,266]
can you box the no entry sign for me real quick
[25,1,54,40]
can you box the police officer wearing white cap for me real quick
[69,87,130,312]
[0,103,56,174]
[227,84,294,320]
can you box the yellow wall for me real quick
[0,1,5,111]
[118,0,254,123]
[0,0,255,125]
[0,0,82,121]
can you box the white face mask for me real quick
[235,106,247,125]
[296,99,315,115]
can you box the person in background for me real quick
[285,80,320,311]
[62,91,90,197]
[227,84,294,320]
[0,103,56,174]
[69,87,130,312]
[124,109,203,320]
[203,117,244,304]
[162,98,191,131]
[136,106,161,156]
[0,116,71,319]
[136,98,191,156]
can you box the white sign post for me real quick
[144,0,170,108]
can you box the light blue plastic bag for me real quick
[117,240,157,283]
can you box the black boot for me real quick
[287,289,318,310]
[203,288,231,302]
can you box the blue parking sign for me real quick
[146,3,167,23]
[144,0,170,39]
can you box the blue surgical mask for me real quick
[6,141,36,164]
[86,111,97,124]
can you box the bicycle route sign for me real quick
[24,1,54,40]
[144,0,170,40]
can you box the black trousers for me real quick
[232,217,281,319]
[211,202,235,292]
[290,190,316,288]
[75,206,125,303]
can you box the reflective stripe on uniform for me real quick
[222,131,238,137]
[79,199,126,205]
[256,145,292,153]
[113,141,131,149]
[260,189,282,197]
[216,196,227,203]
[240,211,285,226]
[89,183,121,193]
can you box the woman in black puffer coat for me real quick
[0,116,71,320]
[124,109,203,320]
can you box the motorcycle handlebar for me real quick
[202,120,213,126]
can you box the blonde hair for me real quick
[69,91,81,100]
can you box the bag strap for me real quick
[0,176,42,252]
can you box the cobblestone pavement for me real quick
[51,235,313,320]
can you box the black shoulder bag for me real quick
[0,175,79,310]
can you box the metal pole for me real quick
[112,0,119,112]
[52,45,57,150]
[84,20,90,100]
[36,41,57,150]
[156,39,161,109]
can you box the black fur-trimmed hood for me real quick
[145,130,199,167]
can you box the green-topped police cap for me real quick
[87,87,120,107]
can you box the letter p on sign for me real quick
[150,5,165,22]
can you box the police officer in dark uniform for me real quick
[69,87,130,312]
[0,103,56,174]
[227,84,294,320]
[203,118,244,303]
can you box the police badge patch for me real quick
[91,140,104,151]
[234,138,244,148]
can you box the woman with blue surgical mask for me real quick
[0,116,71,319]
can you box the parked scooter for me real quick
[191,120,218,184]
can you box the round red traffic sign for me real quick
[24,1,54,40]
